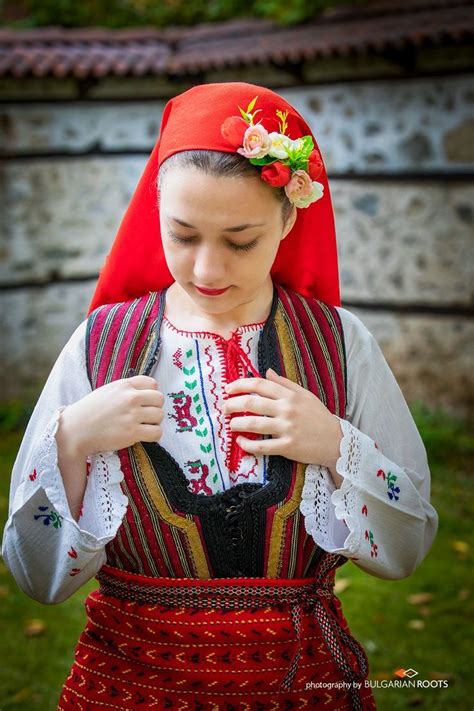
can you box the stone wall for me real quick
[1,74,473,415]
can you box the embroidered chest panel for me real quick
[85,283,347,579]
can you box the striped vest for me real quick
[85,282,348,580]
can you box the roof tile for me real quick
[0,0,472,79]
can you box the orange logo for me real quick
[394,668,418,678]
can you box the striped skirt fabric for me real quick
[57,566,377,710]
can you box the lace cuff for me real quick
[300,417,384,557]
[299,464,354,552]
[79,451,129,539]
[36,407,128,550]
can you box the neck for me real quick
[166,277,275,330]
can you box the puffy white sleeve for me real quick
[299,306,439,580]
[1,319,129,604]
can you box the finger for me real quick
[224,393,279,417]
[265,367,305,393]
[139,406,164,425]
[225,377,284,399]
[236,434,285,455]
[129,375,158,389]
[137,423,162,441]
[138,389,165,407]
[230,415,281,436]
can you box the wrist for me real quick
[325,416,344,487]
[56,405,89,460]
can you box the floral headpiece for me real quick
[220,95,324,209]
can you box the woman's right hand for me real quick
[57,375,165,457]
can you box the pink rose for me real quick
[285,169,324,208]
[260,161,291,187]
[237,124,271,159]
[220,116,248,148]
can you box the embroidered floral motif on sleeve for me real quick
[377,468,401,501]
[364,529,378,558]
[67,546,82,576]
[33,505,62,528]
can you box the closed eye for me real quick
[166,229,258,252]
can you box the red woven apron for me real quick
[57,564,377,710]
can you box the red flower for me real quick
[29,469,37,481]
[261,161,291,187]
[377,469,386,480]
[67,547,78,559]
[308,149,323,180]
[220,116,248,148]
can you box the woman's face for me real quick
[159,165,297,316]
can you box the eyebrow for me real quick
[167,215,266,233]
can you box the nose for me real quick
[193,245,226,283]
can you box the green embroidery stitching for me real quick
[182,345,220,488]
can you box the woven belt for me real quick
[96,565,368,706]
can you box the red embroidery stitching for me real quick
[29,468,37,481]
[172,347,183,369]
[168,390,198,432]
[163,315,266,339]
[185,459,213,495]
[67,546,78,558]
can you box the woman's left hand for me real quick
[223,367,343,470]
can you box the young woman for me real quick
[2,82,438,710]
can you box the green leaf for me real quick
[238,106,251,124]
[249,156,278,166]
[247,95,258,112]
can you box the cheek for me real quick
[162,241,189,269]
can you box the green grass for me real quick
[0,402,472,709]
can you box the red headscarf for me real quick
[87,81,341,316]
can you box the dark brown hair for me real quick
[157,149,294,226]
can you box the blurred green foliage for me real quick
[1,0,370,28]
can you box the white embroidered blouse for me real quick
[1,306,439,604]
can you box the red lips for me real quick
[195,285,230,295]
